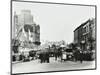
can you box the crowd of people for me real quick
[12,44,95,64]
[37,45,94,64]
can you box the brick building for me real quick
[74,18,96,51]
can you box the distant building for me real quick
[13,10,40,48]
[74,18,96,51]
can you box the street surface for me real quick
[12,57,95,74]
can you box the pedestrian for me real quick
[43,53,46,63]
[39,53,43,63]
[79,51,83,63]
[73,50,79,62]
[45,52,50,63]
[55,52,58,60]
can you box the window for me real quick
[24,25,33,32]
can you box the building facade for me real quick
[13,10,40,48]
[74,18,96,51]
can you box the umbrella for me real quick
[60,45,66,47]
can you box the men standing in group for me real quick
[39,47,50,63]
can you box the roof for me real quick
[74,19,90,32]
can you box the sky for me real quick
[12,1,95,44]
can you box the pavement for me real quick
[12,57,95,74]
